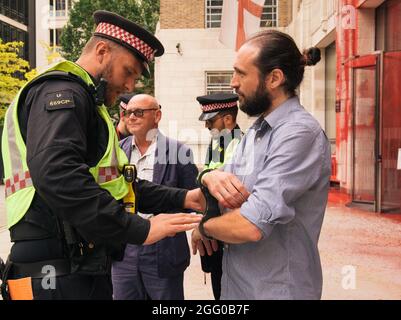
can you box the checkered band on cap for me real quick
[95,22,156,62]
[201,101,238,113]
[5,171,33,198]
[98,166,120,184]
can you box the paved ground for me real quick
[319,191,401,300]
[1,185,400,300]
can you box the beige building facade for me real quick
[35,0,72,70]
[155,0,334,165]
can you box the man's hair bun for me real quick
[302,47,321,66]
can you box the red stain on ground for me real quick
[320,188,401,299]
[328,188,351,205]
[328,188,401,219]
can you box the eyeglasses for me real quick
[122,108,159,118]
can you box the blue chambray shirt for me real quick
[221,96,331,300]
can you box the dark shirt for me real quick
[11,77,187,261]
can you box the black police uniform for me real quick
[196,93,241,301]
[1,10,185,300]
[5,71,189,300]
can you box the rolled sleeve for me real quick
[239,123,324,239]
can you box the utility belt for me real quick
[0,256,70,300]
[1,165,138,299]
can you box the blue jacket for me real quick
[119,133,198,277]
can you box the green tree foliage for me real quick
[60,0,160,109]
[0,40,36,127]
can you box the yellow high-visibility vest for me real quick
[1,61,130,229]
[204,136,241,171]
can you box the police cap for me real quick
[93,10,164,78]
[118,93,135,110]
[196,93,239,121]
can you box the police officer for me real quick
[0,11,202,300]
[196,93,242,300]
[116,93,134,141]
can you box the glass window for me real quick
[0,0,28,24]
[376,0,401,52]
[206,0,224,28]
[56,0,66,16]
[49,0,68,17]
[206,0,278,28]
[0,20,29,60]
[260,0,278,28]
[49,28,63,46]
[206,71,234,94]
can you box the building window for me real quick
[49,0,72,17]
[0,20,29,59]
[206,71,234,94]
[206,0,278,28]
[0,0,28,25]
[206,0,224,29]
[260,0,278,28]
[49,28,63,47]
[376,0,401,52]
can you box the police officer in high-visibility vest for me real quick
[196,93,243,300]
[0,11,203,300]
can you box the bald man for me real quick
[112,94,198,300]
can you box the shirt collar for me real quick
[131,129,159,152]
[252,96,300,131]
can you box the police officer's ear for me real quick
[222,114,234,127]
[94,40,114,65]
[265,68,285,91]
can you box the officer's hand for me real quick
[144,213,202,245]
[191,227,218,256]
[184,188,206,212]
[201,171,250,209]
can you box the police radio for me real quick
[123,165,137,214]
[95,78,108,106]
